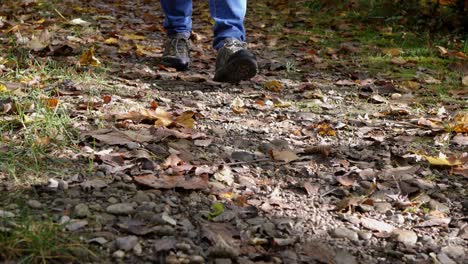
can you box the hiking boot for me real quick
[161,34,190,71]
[213,38,257,83]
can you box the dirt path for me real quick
[0,0,467,263]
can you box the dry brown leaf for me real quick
[336,174,357,186]
[390,57,407,65]
[264,80,284,92]
[79,47,101,67]
[134,174,208,190]
[231,96,246,114]
[270,149,299,163]
[163,154,184,168]
[174,111,195,128]
[421,152,465,166]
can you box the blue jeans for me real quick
[160,0,247,50]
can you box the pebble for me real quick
[133,191,151,203]
[391,93,402,100]
[107,197,119,204]
[374,202,392,213]
[0,210,15,218]
[112,250,125,259]
[392,229,418,246]
[66,220,88,231]
[331,227,359,241]
[361,217,395,233]
[116,235,139,251]
[26,200,43,209]
[389,214,405,224]
[166,254,179,264]
[106,203,134,215]
[428,199,450,213]
[58,180,69,190]
[73,203,91,218]
[440,245,466,259]
[189,255,205,264]
[59,215,71,224]
[133,243,143,255]
[357,231,372,240]
[437,252,456,264]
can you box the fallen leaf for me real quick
[174,111,195,128]
[133,174,208,190]
[102,95,112,104]
[79,47,101,67]
[264,80,284,92]
[208,202,225,220]
[163,154,184,168]
[231,96,246,114]
[335,79,355,86]
[270,149,299,163]
[382,48,403,56]
[213,166,234,186]
[422,152,464,166]
[462,76,468,86]
[390,57,407,65]
[449,112,468,133]
[42,97,59,109]
[336,173,357,186]
[69,18,91,26]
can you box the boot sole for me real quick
[160,57,190,71]
[213,51,258,84]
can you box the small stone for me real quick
[389,214,405,224]
[116,236,139,251]
[73,203,91,218]
[437,252,456,264]
[26,200,43,209]
[95,171,105,177]
[374,202,392,213]
[133,243,143,255]
[59,215,71,225]
[166,254,180,264]
[361,217,395,233]
[48,178,59,188]
[88,237,108,245]
[112,250,125,259]
[215,258,232,264]
[126,142,139,150]
[441,245,466,259]
[392,229,418,246]
[391,93,402,100]
[58,180,69,190]
[66,220,88,231]
[358,231,372,240]
[331,227,359,241]
[0,210,15,218]
[189,255,205,264]
[106,203,134,215]
[428,199,450,214]
[107,197,119,204]
[133,191,151,203]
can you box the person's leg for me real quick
[209,0,246,50]
[209,0,257,83]
[160,0,192,38]
[160,0,192,70]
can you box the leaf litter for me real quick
[0,0,467,263]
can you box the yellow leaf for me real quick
[0,83,7,93]
[382,48,403,56]
[79,47,101,67]
[122,33,146,40]
[451,112,468,133]
[154,108,174,127]
[104,37,119,45]
[422,153,463,166]
[175,111,195,128]
[265,80,284,92]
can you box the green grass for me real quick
[0,48,107,184]
[0,197,95,263]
